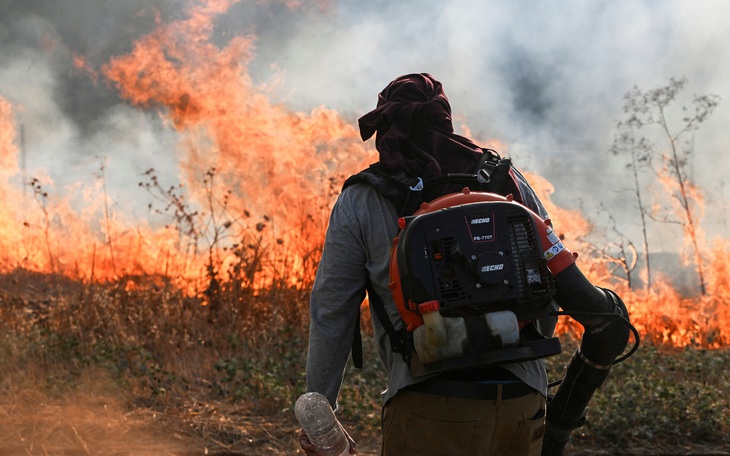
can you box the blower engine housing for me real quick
[389,189,572,376]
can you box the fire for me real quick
[0,97,29,270]
[0,98,18,175]
[99,0,371,290]
[1,1,372,291]
[72,55,100,86]
[0,0,727,348]
[524,170,729,347]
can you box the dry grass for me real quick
[1,268,729,455]
[0,268,315,455]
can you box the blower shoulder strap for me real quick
[366,280,412,364]
[395,148,516,215]
[350,280,412,369]
[342,163,414,216]
[345,149,517,368]
[342,149,514,217]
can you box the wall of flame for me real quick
[0,0,728,348]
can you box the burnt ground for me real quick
[2,392,728,456]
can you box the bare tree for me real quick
[618,77,719,295]
[582,201,639,289]
[611,116,654,290]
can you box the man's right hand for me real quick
[297,429,319,455]
[297,428,357,455]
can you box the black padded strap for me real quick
[351,309,363,369]
[366,280,411,363]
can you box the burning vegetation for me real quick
[0,1,726,349]
[1,1,729,454]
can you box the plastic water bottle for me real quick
[294,392,351,456]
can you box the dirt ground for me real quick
[1,390,728,455]
[3,397,729,456]
[0,386,381,456]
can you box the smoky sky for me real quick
[0,0,326,134]
[499,48,560,133]
[0,0,182,133]
[1,0,729,243]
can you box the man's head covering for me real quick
[358,73,483,179]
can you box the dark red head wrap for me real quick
[358,73,483,179]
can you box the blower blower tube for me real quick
[542,264,631,456]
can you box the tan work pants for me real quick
[381,388,546,456]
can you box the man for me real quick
[300,73,631,456]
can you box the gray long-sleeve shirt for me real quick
[306,169,554,407]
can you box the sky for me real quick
[1,0,729,253]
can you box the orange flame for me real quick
[100,0,372,289]
[1,1,373,292]
[73,55,100,85]
[0,1,727,347]
[0,97,18,175]
[524,169,729,347]
[0,98,31,270]
[655,169,706,260]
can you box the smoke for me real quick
[1,0,181,129]
[0,0,729,245]
[0,367,194,454]
[241,0,730,245]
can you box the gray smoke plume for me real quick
[1,0,728,246]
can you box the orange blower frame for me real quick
[388,188,576,332]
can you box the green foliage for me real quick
[547,341,730,450]
[213,331,307,411]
